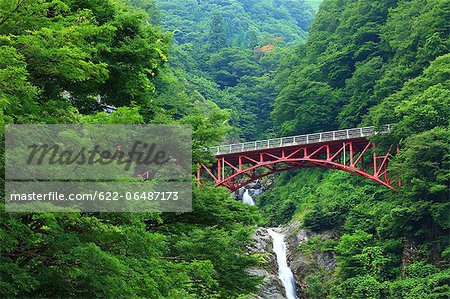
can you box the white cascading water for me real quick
[242,189,255,206]
[267,229,298,299]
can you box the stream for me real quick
[241,188,298,299]
[267,229,298,299]
[243,189,255,206]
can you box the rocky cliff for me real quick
[249,223,337,298]
[284,222,337,297]
[247,227,287,299]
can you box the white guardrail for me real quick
[206,125,394,156]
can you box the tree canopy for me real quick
[260,0,450,297]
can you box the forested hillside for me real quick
[259,0,450,297]
[1,0,448,298]
[0,1,263,298]
[133,0,318,140]
[156,0,314,46]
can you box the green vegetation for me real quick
[1,0,448,298]
[141,0,318,140]
[0,1,262,298]
[259,0,450,297]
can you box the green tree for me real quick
[209,14,227,52]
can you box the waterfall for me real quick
[242,189,255,206]
[267,229,298,299]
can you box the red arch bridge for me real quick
[197,125,400,192]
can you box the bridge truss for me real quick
[197,125,400,191]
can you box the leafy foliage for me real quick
[1,0,448,298]
[140,0,318,140]
[0,1,262,298]
[260,0,450,298]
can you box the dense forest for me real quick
[0,1,262,298]
[259,0,450,297]
[1,0,449,298]
[135,0,318,140]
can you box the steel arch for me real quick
[197,139,400,192]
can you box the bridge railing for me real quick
[206,125,394,156]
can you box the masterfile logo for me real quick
[5,124,193,212]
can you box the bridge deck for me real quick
[207,125,393,157]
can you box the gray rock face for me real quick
[247,228,287,299]
[235,179,274,201]
[283,221,337,297]
[248,223,337,299]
